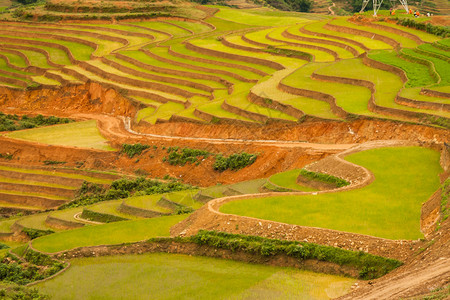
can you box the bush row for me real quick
[21,228,54,240]
[163,147,210,166]
[189,230,402,280]
[0,112,72,132]
[299,169,350,188]
[395,18,449,38]
[45,3,172,13]
[60,177,195,209]
[213,153,257,172]
[121,143,150,158]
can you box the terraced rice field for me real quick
[221,147,442,240]
[0,10,446,127]
[36,253,355,300]
[0,5,448,299]
[6,120,115,151]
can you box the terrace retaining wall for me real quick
[184,41,284,71]
[45,215,84,230]
[53,240,361,278]
[100,57,215,95]
[115,52,235,89]
[78,61,198,99]
[248,90,304,119]
[277,81,349,119]
[0,193,65,209]
[281,29,360,57]
[421,88,450,99]
[264,34,339,61]
[0,182,75,198]
[299,26,370,52]
[353,21,423,45]
[168,46,266,78]
[118,202,170,218]
[193,108,256,126]
[323,22,400,49]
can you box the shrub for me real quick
[164,147,210,166]
[299,169,350,188]
[121,143,150,158]
[60,177,194,209]
[213,153,257,172]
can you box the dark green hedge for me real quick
[189,231,402,280]
[299,169,350,188]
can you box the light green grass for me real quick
[150,45,263,81]
[0,165,112,185]
[32,75,61,86]
[7,120,114,151]
[165,189,202,209]
[0,51,28,68]
[165,20,212,34]
[88,200,143,220]
[227,178,267,194]
[48,207,84,224]
[329,18,417,48]
[32,214,188,253]
[106,55,226,89]
[196,100,259,123]
[282,62,381,118]
[16,212,61,231]
[399,87,450,104]
[127,21,190,38]
[375,21,440,43]
[221,147,442,240]
[66,65,186,103]
[271,26,356,60]
[0,177,76,189]
[124,195,173,213]
[214,7,313,26]
[0,189,68,200]
[316,58,450,119]
[141,101,186,124]
[14,49,53,69]
[269,169,316,191]
[36,253,354,300]
[303,20,388,50]
[86,60,210,96]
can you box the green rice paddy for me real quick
[221,147,442,240]
[32,214,189,253]
[36,253,354,300]
[6,120,115,151]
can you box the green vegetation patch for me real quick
[213,152,257,172]
[163,146,210,166]
[299,169,350,188]
[0,113,72,132]
[368,50,435,87]
[36,252,354,299]
[60,177,195,209]
[6,120,114,151]
[269,169,316,191]
[32,215,189,253]
[191,231,402,279]
[121,143,150,158]
[221,147,442,240]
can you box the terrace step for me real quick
[0,192,66,209]
[0,181,76,198]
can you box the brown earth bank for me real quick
[134,119,449,144]
[0,135,330,187]
[52,240,360,278]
